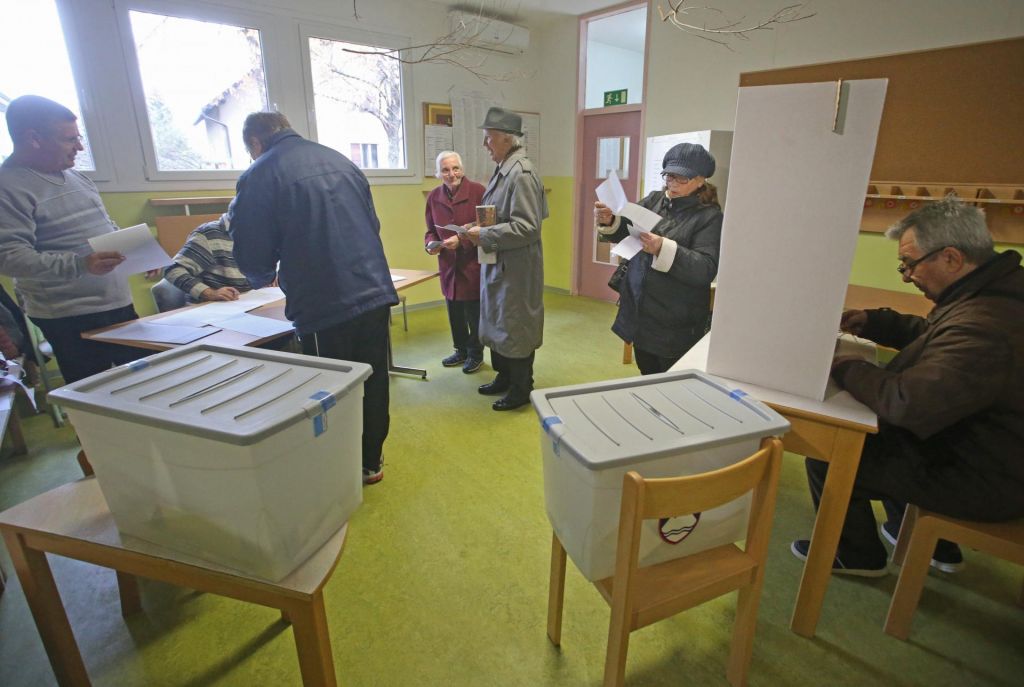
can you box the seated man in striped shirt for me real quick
[165,206,254,302]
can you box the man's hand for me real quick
[639,232,663,256]
[839,309,868,335]
[442,235,460,251]
[201,286,241,301]
[594,202,614,226]
[85,251,125,275]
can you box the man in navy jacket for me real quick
[231,112,398,484]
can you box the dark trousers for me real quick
[490,349,535,401]
[634,348,681,375]
[32,305,149,384]
[446,299,482,359]
[300,307,390,472]
[805,429,1002,565]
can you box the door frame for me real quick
[572,0,651,295]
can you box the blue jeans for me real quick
[31,305,149,384]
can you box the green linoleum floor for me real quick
[1,292,1022,686]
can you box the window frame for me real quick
[298,22,417,182]
[114,0,281,182]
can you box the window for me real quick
[125,9,269,174]
[0,0,97,171]
[305,34,409,174]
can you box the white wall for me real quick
[642,0,1024,137]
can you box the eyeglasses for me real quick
[896,246,946,275]
[660,172,691,184]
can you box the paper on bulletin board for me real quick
[643,131,710,197]
[451,91,499,183]
[706,79,888,401]
[424,125,454,176]
[515,111,541,172]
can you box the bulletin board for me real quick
[738,37,1024,183]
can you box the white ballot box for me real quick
[531,370,789,581]
[50,344,371,581]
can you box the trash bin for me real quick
[531,370,789,581]
[50,343,371,581]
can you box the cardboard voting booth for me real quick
[50,344,371,581]
[708,79,888,400]
[531,371,789,581]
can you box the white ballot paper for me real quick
[90,321,218,345]
[237,286,284,305]
[1,357,37,410]
[595,172,663,235]
[391,274,407,282]
[153,301,251,327]
[611,236,644,260]
[88,224,172,275]
[214,313,294,337]
[436,224,467,235]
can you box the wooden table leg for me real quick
[2,530,91,686]
[286,592,337,687]
[790,427,866,637]
[622,343,633,365]
[547,531,567,646]
[116,572,142,617]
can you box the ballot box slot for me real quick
[232,371,324,420]
[200,368,293,415]
[573,398,622,447]
[630,392,686,435]
[168,364,264,407]
[137,359,240,401]
[653,388,715,429]
[108,354,214,394]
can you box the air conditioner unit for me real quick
[448,11,530,55]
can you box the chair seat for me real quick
[595,543,758,630]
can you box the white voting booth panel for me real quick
[531,371,789,582]
[50,344,371,581]
[708,79,888,400]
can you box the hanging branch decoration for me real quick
[341,15,530,83]
[657,2,816,48]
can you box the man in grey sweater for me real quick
[0,95,144,384]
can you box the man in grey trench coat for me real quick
[467,107,548,411]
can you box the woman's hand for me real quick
[594,202,614,226]
[639,232,663,256]
[465,224,481,245]
[443,235,460,251]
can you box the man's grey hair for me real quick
[242,111,290,150]
[434,150,463,178]
[885,195,994,264]
[487,130,523,151]
[6,95,76,141]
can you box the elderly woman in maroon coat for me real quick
[424,150,487,373]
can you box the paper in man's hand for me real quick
[88,224,172,275]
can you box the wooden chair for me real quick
[547,437,784,687]
[884,505,1024,640]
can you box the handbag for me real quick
[607,260,629,292]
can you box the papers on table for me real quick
[213,313,294,337]
[596,172,663,234]
[88,224,172,275]
[1,357,37,410]
[237,286,284,304]
[391,274,407,282]
[151,286,288,332]
[91,322,219,345]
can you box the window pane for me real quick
[0,0,95,170]
[308,37,406,170]
[128,11,268,171]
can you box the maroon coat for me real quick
[424,179,485,301]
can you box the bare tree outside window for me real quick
[128,11,268,172]
[308,37,406,170]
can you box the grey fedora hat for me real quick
[478,107,524,136]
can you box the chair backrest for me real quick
[615,437,785,574]
[155,213,221,255]
[151,279,188,313]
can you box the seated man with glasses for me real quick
[791,196,1024,576]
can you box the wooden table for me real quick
[671,335,878,638]
[0,477,347,686]
[83,270,440,376]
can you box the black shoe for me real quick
[478,378,510,395]
[462,358,483,374]
[492,394,529,411]
[880,520,965,573]
[790,539,888,578]
[442,351,467,367]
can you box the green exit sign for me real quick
[603,89,628,107]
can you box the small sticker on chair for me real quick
[658,513,701,544]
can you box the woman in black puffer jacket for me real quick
[595,142,722,374]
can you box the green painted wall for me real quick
[97,176,579,316]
